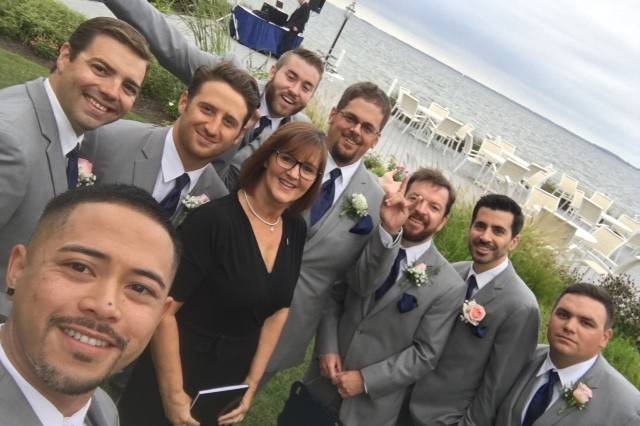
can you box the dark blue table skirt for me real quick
[232,6,302,55]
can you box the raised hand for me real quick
[380,175,419,235]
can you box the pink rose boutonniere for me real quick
[77,158,96,186]
[460,300,488,337]
[560,382,593,413]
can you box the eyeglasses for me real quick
[337,110,381,137]
[274,151,320,181]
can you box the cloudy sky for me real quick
[328,0,640,168]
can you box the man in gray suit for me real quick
[267,82,392,375]
[0,17,152,317]
[102,0,324,189]
[407,194,540,425]
[0,185,180,426]
[82,62,261,223]
[306,169,466,426]
[496,283,640,426]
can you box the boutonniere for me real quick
[341,193,368,219]
[172,194,210,226]
[77,158,96,186]
[559,382,593,413]
[460,300,488,337]
[402,263,438,288]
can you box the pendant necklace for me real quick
[241,190,281,231]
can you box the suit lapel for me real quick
[171,167,213,223]
[0,364,44,425]
[471,262,516,308]
[26,79,66,195]
[133,128,166,192]
[511,350,548,424]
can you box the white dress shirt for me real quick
[521,353,598,423]
[322,155,362,205]
[0,326,91,426]
[44,78,84,157]
[152,128,207,203]
[465,256,510,296]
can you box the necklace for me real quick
[241,190,281,232]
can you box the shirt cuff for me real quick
[379,225,402,248]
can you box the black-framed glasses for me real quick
[274,151,320,181]
[337,110,381,137]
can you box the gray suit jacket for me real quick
[267,163,385,372]
[0,78,68,316]
[495,346,640,426]
[104,0,309,187]
[82,120,228,222]
[306,232,466,426]
[0,362,118,426]
[408,260,540,426]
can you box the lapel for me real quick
[537,355,606,426]
[365,242,442,318]
[170,167,215,223]
[0,363,44,425]
[26,78,66,195]
[470,261,516,309]
[132,127,167,191]
[306,163,370,247]
[511,349,549,424]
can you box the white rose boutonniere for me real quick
[560,382,593,413]
[403,263,438,288]
[460,300,486,326]
[77,158,96,186]
[173,194,210,226]
[341,193,368,218]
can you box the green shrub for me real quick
[142,62,185,119]
[0,0,84,60]
[598,274,640,350]
[603,335,640,388]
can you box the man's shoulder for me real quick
[89,387,119,426]
[597,356,640,400]
[85,120,167,150]
[289,111,311,123]
[0,81,39,129]
[495,263,538,309]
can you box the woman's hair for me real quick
[238,121,327,214]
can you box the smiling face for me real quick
[2,202,173,399]
[264,54,320,118]
[548,293,612,368]
[468,207,520,273]
[326,98,384,166]
[403,181,450,244]
[174,80,248,171]
[50,35,147,135]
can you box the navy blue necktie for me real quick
[309,168,341,226]
[159,173,190,218]
[522,370,559,426]
[66,145,79,190]
[374,248,407,301]
[251,116,272,142]
[465,274,478,300]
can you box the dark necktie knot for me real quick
[465,274,478,300]
[374,248,407,301]
[309,168,342,226]
[66,144,80,190]
[522,370,559,426]
[159,173,191,218]
[251,116,272,142]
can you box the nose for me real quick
[98,77,120,102]
[286,162,302,179]
[562,316,578,334]
[204,115,222,136]
[78,280,122,322]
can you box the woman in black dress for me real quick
[119,122,327,425]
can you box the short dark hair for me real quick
[336,82,391,130]
[555,283,615,329]
[471,194,524,236]
[238,122,327,215]
[406,168,456,216]
[31,185,181,272]
[186,63,261,125]
[52,17,152,73]
[275,47,324,80]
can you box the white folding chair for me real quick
[588,191,614,212]
[522,187,560,216]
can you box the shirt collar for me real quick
[257,94,284,130]
[466,257,509,291]
[402,238,433,266]
[0,326,92,426]
[162,128,207,193]
[44,78,84,155]
[537,352,598,389]
[323,154,362,186]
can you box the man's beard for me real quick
[264,82,303,117]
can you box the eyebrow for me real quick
[90,58,142,91]
[59,244,166,290]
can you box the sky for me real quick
[328,0,640,169]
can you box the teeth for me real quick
[280,179,295,189]
[281,95,294,104]
[63,328,108,348]
[87,97,107,112]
